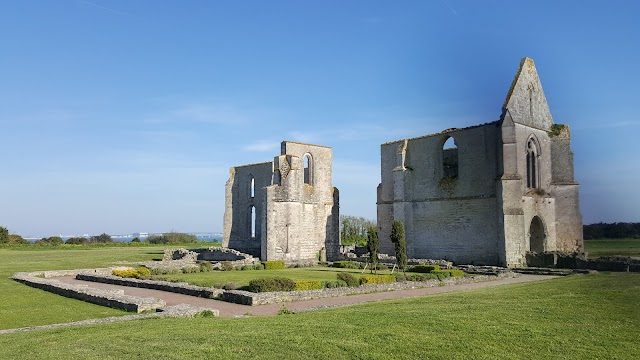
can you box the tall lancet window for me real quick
[303,154,313,185]
[526,138,539,189]
[249,175,255,198]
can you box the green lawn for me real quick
[154,266,393,287]
[584,238,640,258]
[0,271,637,359]
[0,244,202,330]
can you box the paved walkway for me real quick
[56,274,557,317]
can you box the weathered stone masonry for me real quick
[377,58,583,267]
[223,141,340,262]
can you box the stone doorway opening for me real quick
[529,216,546,253]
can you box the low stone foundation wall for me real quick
[220,273,514,306]
[12,270,165,313]
[77,273,224,299]
[526,252,640,272]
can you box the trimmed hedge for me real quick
[434,269,465,278]
[262,261,286,270]
[322,280,348,288]
[294,280,324,291]
[112,267,150,279]
[248,277,296,292]
[408,264,440,273]
[359,275,396,285]
[336,272,359,287]
[331,261,361,269]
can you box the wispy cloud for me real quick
[76,0,133,17]
[143,103,252,125]
[243,140,279,152]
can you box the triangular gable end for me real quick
[502,57,554,130]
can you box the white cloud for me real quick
[243,140,279,152]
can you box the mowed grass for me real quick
[0,244,201,330]
[154,266,394,287]
[584,238,640,258]
[0,272,638,359]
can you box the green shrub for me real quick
[248,277,296,292]
[221,261,235,271]
[262,261,286,270]
[433,271,450,279]
[359,275,396,285]
[294,280,324,291]
[253,263,265,270]
[112,267,150,279]
[222,282,240,290]
[408,264,440,273]
[199,261,214,272]
[336,272,359,287]
[372,263,388,271]
[182,266,199,274]
[332,261,360,269]
[404,273,439,281]
[434,269,465,277]
[395,274,407,282]
[323,280,348,288]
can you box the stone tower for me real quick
[223,141,340,262]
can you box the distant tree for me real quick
[37,236,64,245]
[0,227,9,244]
[8,234,28,244]
[583,222,640,240]
[89,233,114,244]
[366,225,379,274]
[145,232,197,244]
[66,237,87,245]
[131,237,141,243]
[340,215,375,246]
[390,220,407,272]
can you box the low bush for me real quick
[322,280,348,288]
[331,261,360,269]
[359,275,396,285]
[434,269,465,278]
[395,274,407,282]
[150,267,181,275]
[253,263,265,270]
[222,282,240,290]
[182,266,199,274]
[112,267,150,279]
[371,263,389,270]
[336,272,359,287]
[294,280,324,291]
[408,264,440,273]
[404,273,439,281]
[221,261,235,271]
[198,261,214,272]
[248,277,296,292]
[241,265,255,271]
[262,261,286,270]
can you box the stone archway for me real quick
[529,216,546,253]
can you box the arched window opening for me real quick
[442,137,458,178]
[303,154,313,185]
[529,216,546,253]
[250,206,256,238]
[527,138,539,188]
[249,175,255,198]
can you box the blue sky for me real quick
[1,1,639,237]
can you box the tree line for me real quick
[583,222,640,240]
[0,226,200,245]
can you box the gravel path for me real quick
[56,274,557,317]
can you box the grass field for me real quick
[584,238,640,258]
[1,244,639,359]
[154,266,393,287]
[0,244,202,330]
